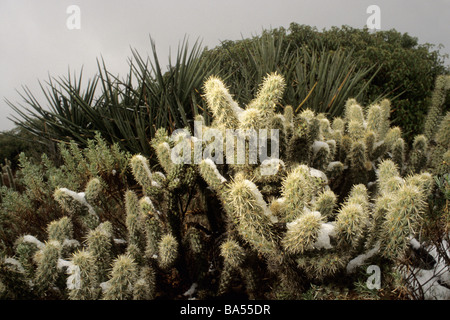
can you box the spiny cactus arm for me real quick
[284,105,294,127]
[376,159,401,194]
[405,172,434,198]
[34,240,61,295]
[311,140,331,171]
[54,187,99,229]
[225,176,278,257]
[366,104,384,137]
[424,75,450,140]
[349,140,369,186]
[379,99,392,139]
[67,249,98,300]
[154,142,173,174]
[84,177,103,204]
[286,132,311,166]
[334,203,368,250]
[125,190,144,246]
[217,261,238,296]
[103,254,138,300]
[347,120,365,141]
[139,197,164,260]
[86,222,113,283]
[246,73,286,125]
[391,138,406,172]
[344,99,365,124]
[220,239,246,269]
[331,117,345,132]
[296,250,350,281]
[408,135,428,174]
[434,111,450,149]
[204,76,241,129]
[346,184,370,212]
[313,189,337,220]
[133,266,156,300]
[130,155,162,191]
[281,165,314,222]
[157,233,178,270]
[365,195,392,250]
[379,184,427,259]
[433,149,450,176]
[282,210,324,255]
[384,126,402,151]
[198,159,227,193]
[364,130,376,160]
[47,216,74,243]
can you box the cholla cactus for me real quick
[282,210,324,254]
[423,75,450,140]
[195,74,444,298]
[408,135,428,174]
[203,76,241,129]
[67,249,98,300]
[380,183,427,259]
[86,222,113,283]
[3,72,448,301]
[54,187,99,230]
[103,254,138,300]
[157,234,178,270]
[47,216,73,243]
[34,240,61,296]
[430,112,450,175]
[133,266,156,300]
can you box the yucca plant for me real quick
[8,37,219,161]
[208,30,381,118]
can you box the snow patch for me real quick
[327,161,343,172]
[58,188,98,219]
[312,140,330,156]
[4,257,25,273]
[183,283,198,298]
[409,237,421,250]
[63,239,80,248]
[113,239,127,245]
[22,235,45,249]
[260,158,285,176]
[243,179,278,223]
[66,264,82,290]
[100,281,111,293]
[346,243,380,273]
[312,222,336,250]
[403,240,450,300]
[203,158,227,183]
[309,168,328,183]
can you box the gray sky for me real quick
[1,0,449,131]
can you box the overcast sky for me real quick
[1,0,449,131]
